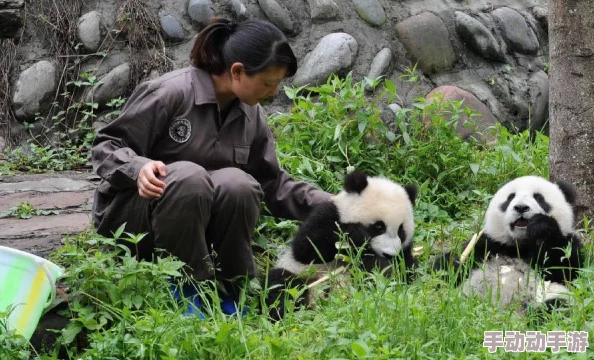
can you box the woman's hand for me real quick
[137,161,167,199]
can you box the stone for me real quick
[395,12,456,74]
[426,85,498,142]
[388,103,402,114]
[77,11,103,52]
[231,0,248,19]
[527,70,549,132]
[0,213,91,257]
[258,0,296,34]
[0,177,95,194]
[170,35,197,69]
[307,0,339,21]
[12,60,57,122]
[293,33,358,87]
[85,62,131,107]
[80,50,128,79]
[367,48,392,81]
[492,7,539,55]
[454,11,503,61]
[532,6,548,30]
[0,190,94,213]
[352,0,386,27]
[188,0,214,28]
[0,8,24,38]
[159,12,185,42]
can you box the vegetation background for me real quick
[1,75,592,359]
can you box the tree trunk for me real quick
[549,2,594,221]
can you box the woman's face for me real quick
[230,64,287,106]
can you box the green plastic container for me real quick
[0,246,64,340]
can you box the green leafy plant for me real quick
[0,202,59,219]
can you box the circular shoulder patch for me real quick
[169,118,192,143]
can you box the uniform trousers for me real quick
[94,161,263,281]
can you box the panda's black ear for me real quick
[404,184,418,205]
[344,170,368,194]
[555,180,577,205]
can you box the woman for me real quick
[91,18,330,315]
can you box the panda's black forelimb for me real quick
[291,201,342,264]
[526,215,584,283]
[264,268,308,322]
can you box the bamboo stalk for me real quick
[307,266,346,289]
[459,229,485,264]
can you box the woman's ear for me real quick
[230,62,245,81]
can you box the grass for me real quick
[1,75,592,359]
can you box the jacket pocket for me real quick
[234,145,251,165]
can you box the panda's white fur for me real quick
[435,175,584,311]
[333,176,415,256]
[462,257,571,307]
[265,170,417,320]
[484,176,574,244]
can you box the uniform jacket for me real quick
[92,66,330,223]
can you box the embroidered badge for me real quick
[169,118,191,143]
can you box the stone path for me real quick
[0,171,98,257]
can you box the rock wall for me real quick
[2,0,550,149]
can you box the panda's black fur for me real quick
[265,170,417,321]
[433,176,584,311]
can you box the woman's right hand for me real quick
[137,161,168,199]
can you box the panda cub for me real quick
[434,176,584,310]
[265,170,417,321]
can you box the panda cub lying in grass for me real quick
[434,176,584,312]
[264,170,417,321]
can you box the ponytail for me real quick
[190,18,297,77]
[190,18,236,75]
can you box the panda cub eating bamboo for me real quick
[265,170,417,321]
[434,176,584,312]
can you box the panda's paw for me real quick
[527,214,562,241]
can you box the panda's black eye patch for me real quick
[533,192,551,213]
[398,224,406,241]
[499,192,516,212]
[369,221,386,235]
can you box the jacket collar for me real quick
[190,66,254,122]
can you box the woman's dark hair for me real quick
[190,18,297,77]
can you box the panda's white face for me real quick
[484,176,574,244]
[332,176,415,258]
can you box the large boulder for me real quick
[77,11,104,52]
[492,7,539,55]
[12,60,58,122]
[454,11,503,61]
[307,0,339,22]
[293,33,358,87]
[85,62,131,107]
[426,85,498,142]
[159,12,185,42]
[353,0,386,27]
[188,0,214,28]
[258,0,297,34]
[395,12,456,74]
[527,70,549,132]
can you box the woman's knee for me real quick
[163,161,214,200]
[212,168,263,204]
